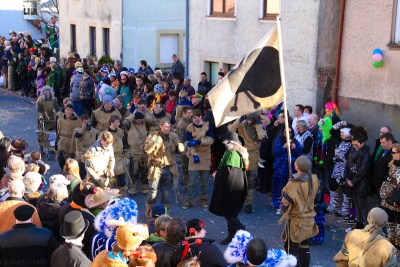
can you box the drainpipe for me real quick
[185,0,189,77]
[120,0,124,63]
[333,0,346,104]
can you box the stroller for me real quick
[36,116,57,160]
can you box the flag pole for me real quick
[276,15,292,178]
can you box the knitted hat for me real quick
[116,95,125,103]
[128,68,135,74]
[246,112,257,121]
[151,203,167,218]
[192,109,202,117]
[134,112,145,120]
[102,95,114,106]
[76,67,83,74]
[23,172,43,193]
[109,72,117,78]
[14,205,35,221]
[100,66,109,73]
[71,182,97,208]
[108,220,149,251]
[295,156,311,173]
[246,238,267,265]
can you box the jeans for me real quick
[146,166,172,205]
[187,170,209,199]
[73,101,83,117]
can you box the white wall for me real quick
[59,0,122,61]
[0,0,45,39]
[188,0,320,111]
[122,0,185,70]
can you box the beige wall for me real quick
[189,0,321,110]
[339,0,400,106]
[59,0,122,61]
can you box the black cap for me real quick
[14,205,35,221]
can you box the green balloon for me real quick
[373,60,383,68]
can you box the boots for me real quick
[199,195,208,208]
[145,203,154,222]
[140,183,149,195]
[298,247,311,267]
[181,196,194,210]
[128,183,138,195]
[118,185,128,199]
[220,231,235,245]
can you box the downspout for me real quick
[333,0,345,104]
[120,0,124,63]
[185,0,189,77]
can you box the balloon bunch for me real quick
[372,48,383,68]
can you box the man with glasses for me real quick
[372,132,396,205]
[144,118,184,221]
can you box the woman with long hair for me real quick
[63,158,81,196]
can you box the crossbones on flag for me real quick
[208,25,283,127]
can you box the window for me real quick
[103,28,110,56]
[262,0,280,20]
[390,0,400,46]
[89,26,96,56]
[160,34,179,64]
[211,0,235,17]
[70,24,76,52]
[23,0,38,16]
[204,61,219,85]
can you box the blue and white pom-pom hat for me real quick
[94,198,139,238]
[224,230,297,267]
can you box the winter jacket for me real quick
[37,193,65,242]
[345,145,372,197]
[51,242,92,267]
[81,76,94,100]
[0,223,59,267]
[70,73,83,101]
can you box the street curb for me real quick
[0,87,36,105]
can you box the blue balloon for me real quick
[372,48,383,55]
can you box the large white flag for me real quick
[208,25,283,127]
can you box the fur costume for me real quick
[92,198,138,259]
[224,230,297,267]
[91,220,149,267]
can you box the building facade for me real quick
[0,0,47,39]
[338,0,400,142]
[188,0,321,110]
[59,0,185,70]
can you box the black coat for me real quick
[186,238,228,267]
[209,164,248,218]
[371,149,393,192]
[51,242,91,267]
[0,223,59,267]
[37,194,65,242]
[152,242,175,267]
[345,145,372,197]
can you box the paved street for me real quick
[0,87,348,266]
